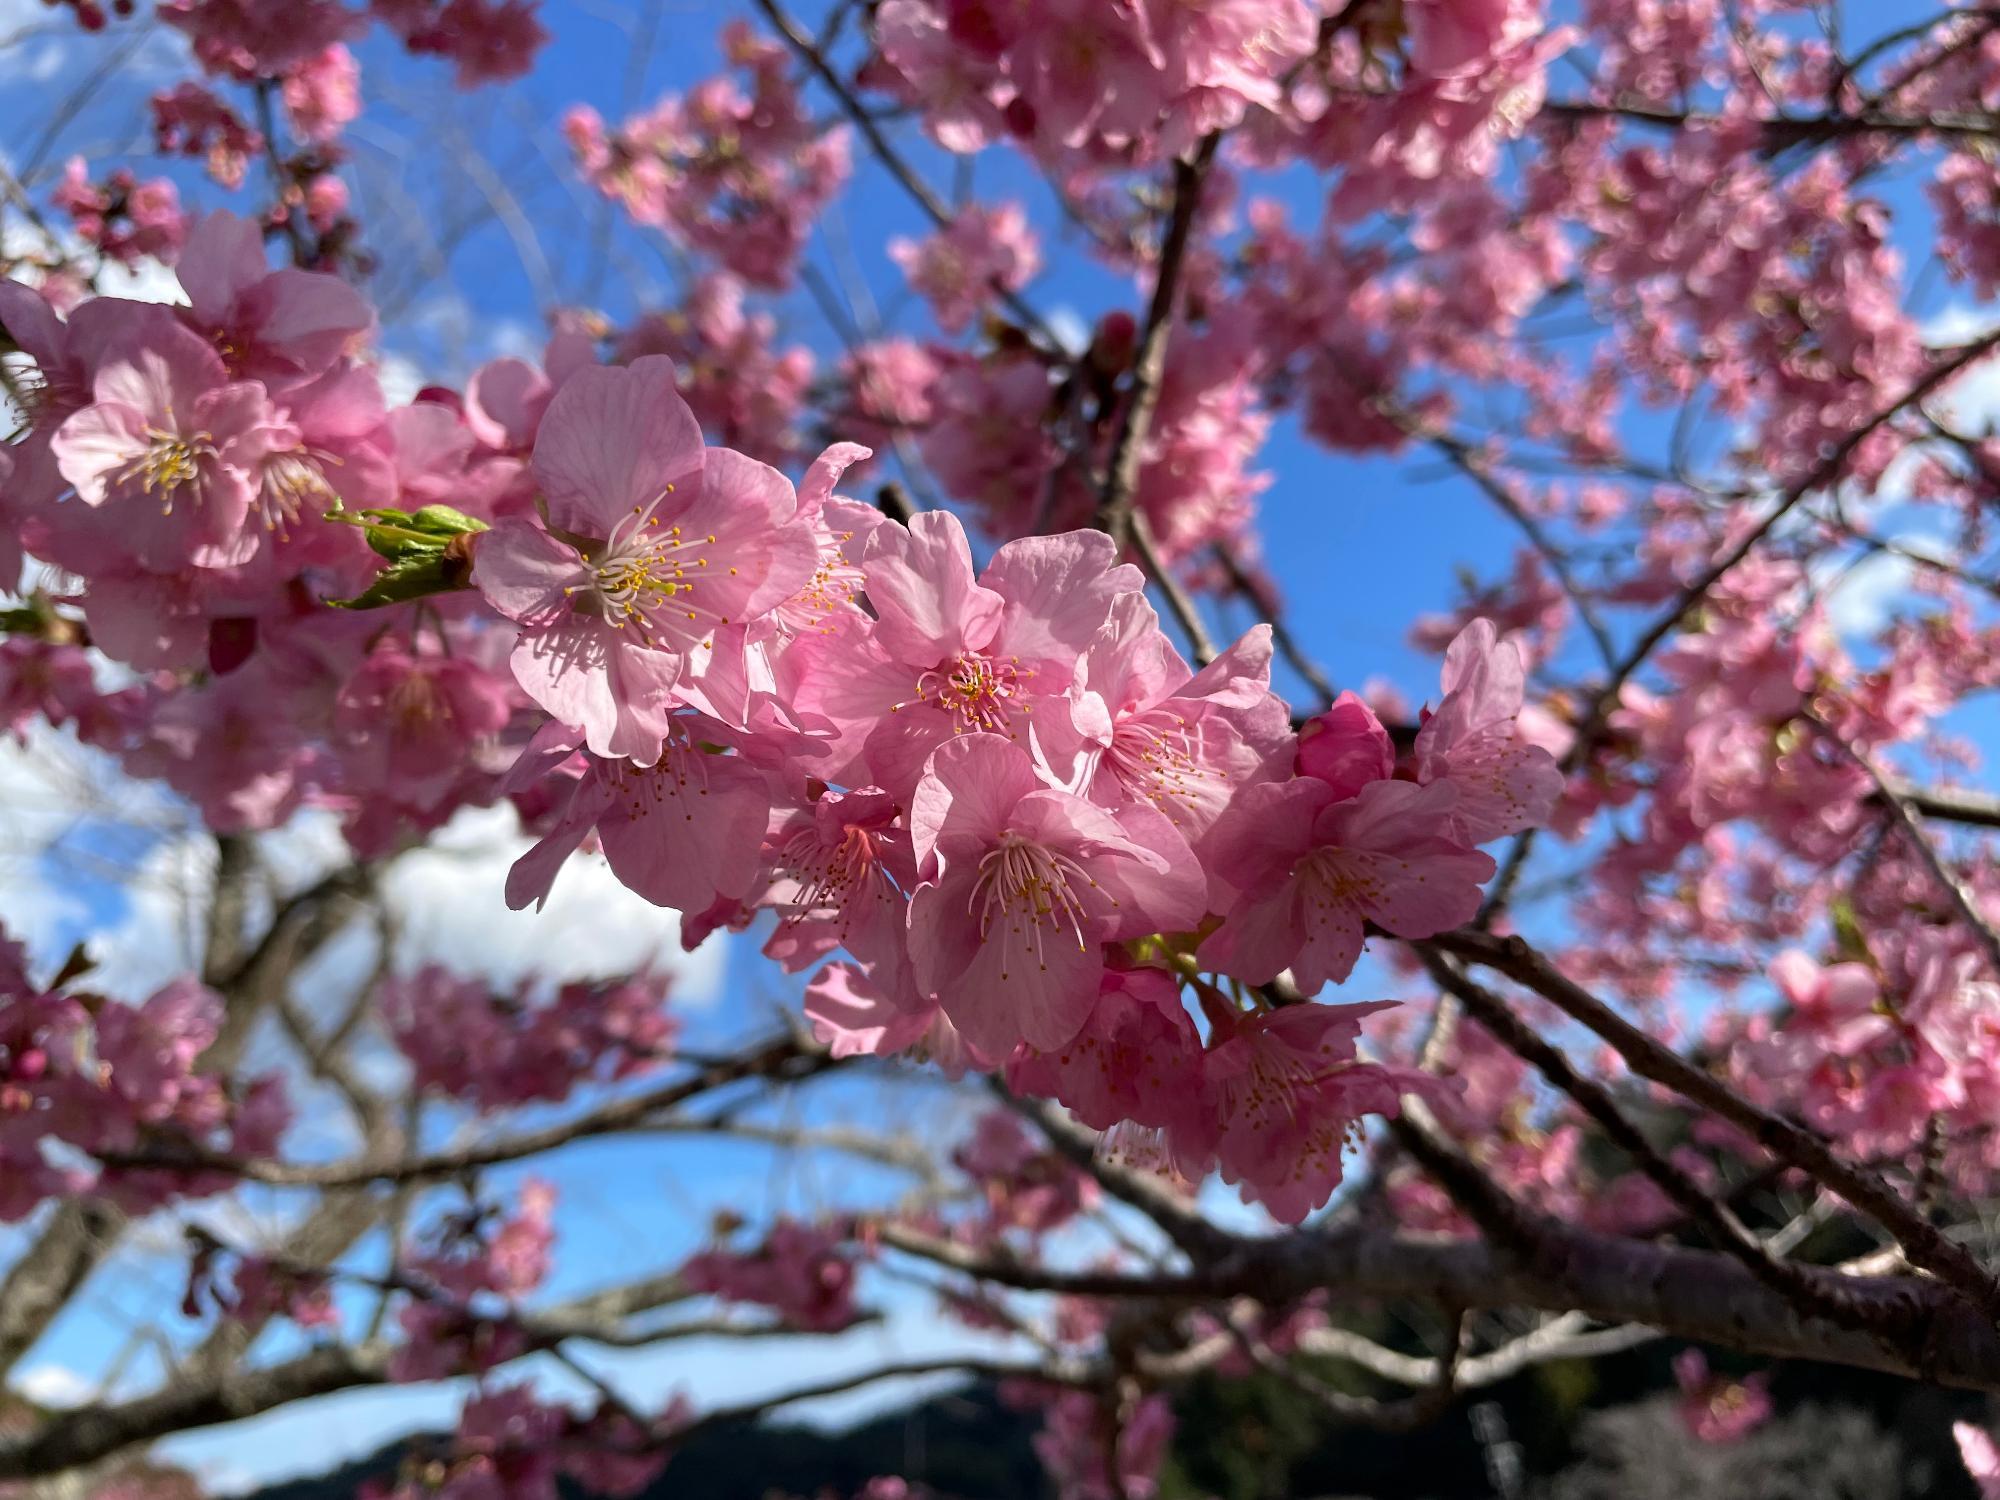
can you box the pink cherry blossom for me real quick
[907,733,1206,1056]
[374,0,550,86]
[1296,690,1394,801]
[1004,963,1203,1131]
[174,210,374,380]
[1413,618,1564,845]
[783,509,1142,798]
[1196,1000,1419,1224]
[1672,1349,1773,1444]
[151,83,263,188]
[281,45,361,142]
[51,324,270,570]
[889,203,1041,334]
[763,787,919,998]
[473,357,818,763]
[504,725,773,917]
[1201,776,1497,990]
[681,1219,858,1332]
[1056,593,1291,844]
[1957,1422,2000,1500]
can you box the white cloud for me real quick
[13,1362,93,1409]
[381,804,729,1003]
[1819,546,1916,641]
[375,351,424,407]
[0,213,187,308]
[1922,304,2000,433]
[0,724,187,979]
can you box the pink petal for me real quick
[531,356,704,538]
[863,509,1003,665]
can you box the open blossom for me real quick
[504,721,774,915]
[783,509,1142,798]
[1414,618,1563,844]
[763,787,919,996]
[1004,963,1203,1132]
[50,324,270,571]
[889,203,1040,334]
[1200,777,1497,990]
[1054,593,1291,844]
[332,641,515,812]
[174,210,374,381]
[472,357,819,763]
[1196,1000,1422,1224]
[1672,1349,1773,1444]
[907,734,1206,1056]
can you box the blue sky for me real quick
[1,0,1996,1489]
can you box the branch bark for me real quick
[1422,928,2000,1320]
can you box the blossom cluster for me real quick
[465,355,1557,1223]
[0,229,1559,1222]
[0,931,284,1218]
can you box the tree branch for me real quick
[1422,928,2000,1319]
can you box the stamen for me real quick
[116,426,217,511]
[896,652,1034,735]
[968,835,1100,979]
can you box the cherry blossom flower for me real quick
[174,210,374,381]
[1201,777,1497,990]
[1414,618,1564,844]
[1004,963,1203,1131]
[1957,1422,2000,1500]
[889,203,1040,334]
[472,357,818,763]
[907,733,1206,1056]
[51,324,270,571]
[1672,1349,1773,1444]
[783,509,1142,798]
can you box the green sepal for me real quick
[327,553,464,610]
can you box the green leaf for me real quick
[327,554,463,610]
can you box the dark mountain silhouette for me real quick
[244,1345,1996,1500]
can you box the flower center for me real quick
[259,449,337,533]
[778,822,892,935]
[118,427,216,510]
[387,669,443,729]
[571,492,736,649]
[607,729,711,814]
[1295,846,1383,922]
[1107,709,1215,822]
[902,651,1032,735]
[969,835,1101,977]
[773,527,863,639]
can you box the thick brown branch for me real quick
[1423,929,2000,1319]
[873,1218,2000,1389]
[1414,948,1891,1341]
